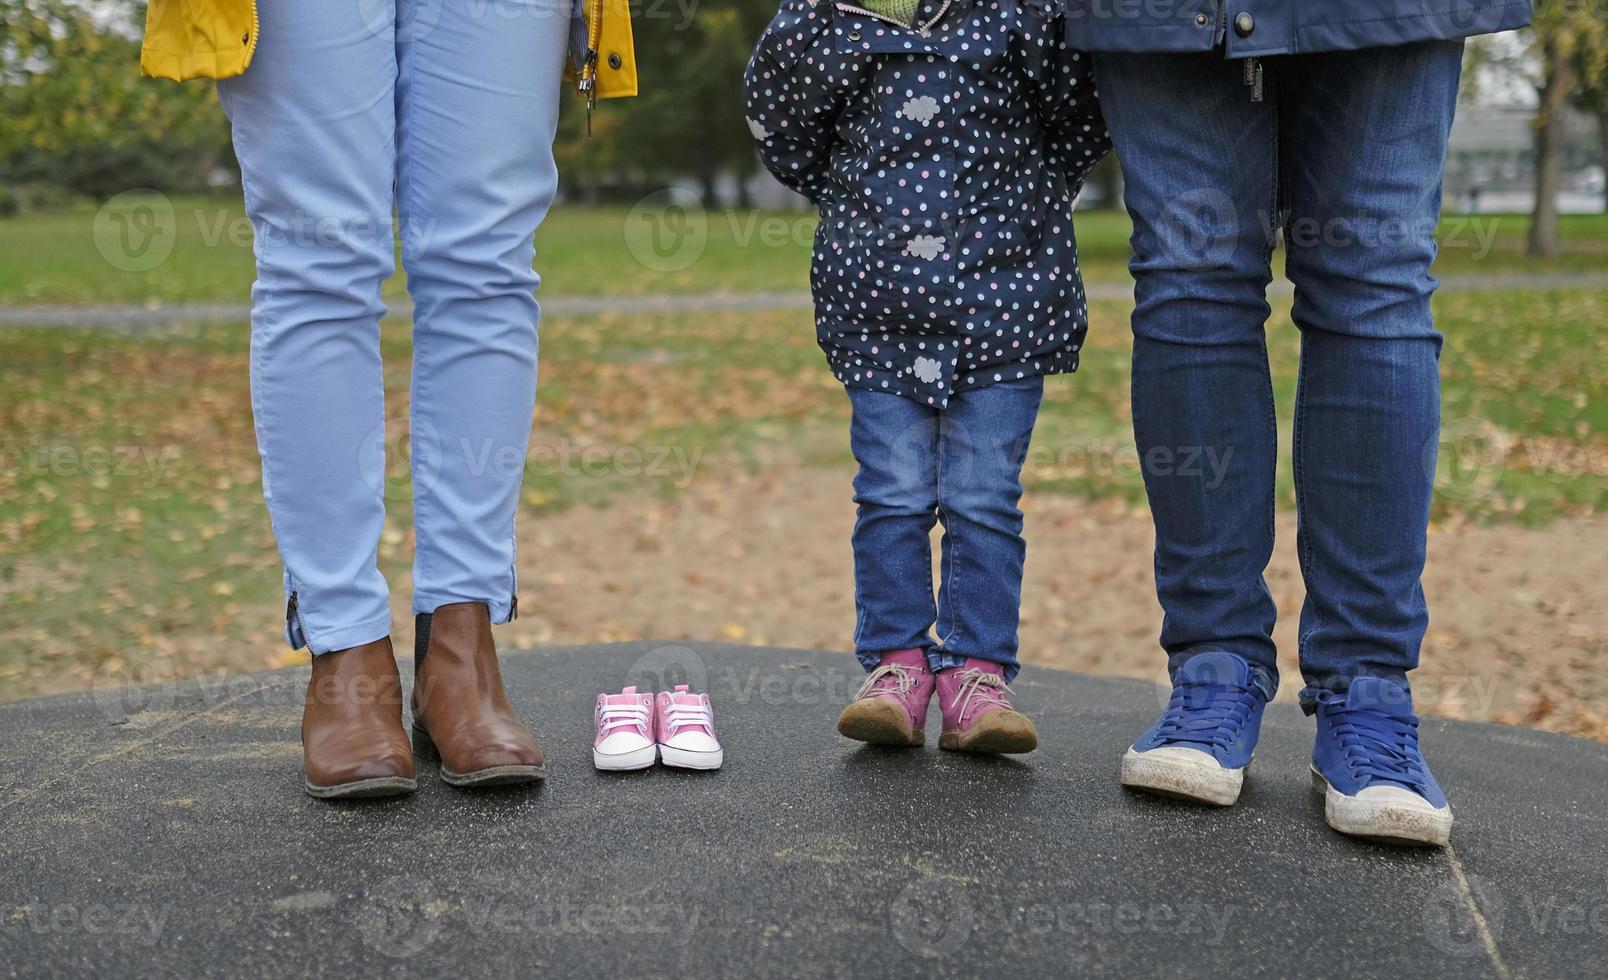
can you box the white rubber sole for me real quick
[593,743,658,772]
[1312,768,1453,847]
[659,744,723,770]
[1120,746,1245,806]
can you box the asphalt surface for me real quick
[1,642,1604,979]
[2,272,1605,329]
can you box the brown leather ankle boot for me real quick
[301,638,417,798]
[411,602,546,787]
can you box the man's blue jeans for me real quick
[1093,41,1465,698]
[218,0,572,653]
[847,378,1044,683]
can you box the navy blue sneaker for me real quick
[1121,652,1268,806]
[1305,677,1453,847]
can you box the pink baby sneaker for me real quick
[655,684,722,770]
[593,685,657,771]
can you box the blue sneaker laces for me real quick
[1154,681,1257,753]
[1305,691,1429,792]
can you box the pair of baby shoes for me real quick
[592,684,723,771]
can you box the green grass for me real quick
[2,282,1602,691]
[0,196,818,305]
[1,197,1602,692]
[1,195,1603,305]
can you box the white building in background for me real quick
[1446,102,1604,213]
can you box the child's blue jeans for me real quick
[846,377,1044,683]
[217,0,572,653]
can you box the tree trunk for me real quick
[1599,110,1608,215]
[1528,40,1576,258]
[1089,155,1123,211]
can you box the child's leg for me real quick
[917,376,1043,754]
[836,388,942,747]
[845,388,941,667]
[931,377,1044,682]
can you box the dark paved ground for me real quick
[1,642,1604,979]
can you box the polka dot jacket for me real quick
[743,0,1110,407]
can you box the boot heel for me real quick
[412,724,440,762]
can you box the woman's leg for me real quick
[1091,51,1282,697]
[931,376,1044,684]
[390,0,570,787]
[1276,41,1463,693]
[219,0,399,654]
[846,388,941,670]
[394,0,570,621]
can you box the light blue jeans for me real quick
[218,0,573,654]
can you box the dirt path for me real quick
[482,461,1606,741]
[9,455,1600,741]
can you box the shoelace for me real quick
[1325,703,1428,791]
[663,701,714,736]
[1154,682,1255,752]
[599,702,650,737]
[853,663,918,701]
[948,668,1012,719]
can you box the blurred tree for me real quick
[1569,35,1608,215]
[1524,4,1608,255]
[1085,154,1122,211]
[0,0,229,205]
[559,0,781,206]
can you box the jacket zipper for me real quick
[578,0,605,136]
[245,0,260,64]
[286,590,307,648]
[834,0,955,39]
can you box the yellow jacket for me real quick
[139,0,637,99]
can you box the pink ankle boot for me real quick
[836,649,935,747]
[935,659,1037,754]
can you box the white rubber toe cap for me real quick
[1353,784,1445,812]
[1120,746,1245,806]
[1314,769,1453,847]
[664,731,720,754]
[1136,746,1227,771]
[596,731,654,755]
